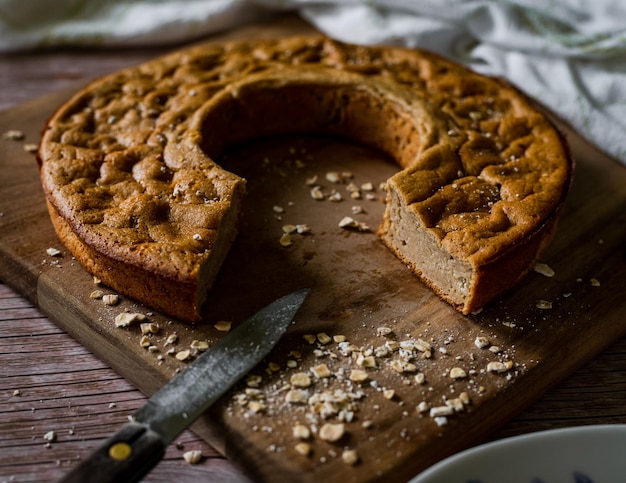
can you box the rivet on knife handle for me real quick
[60,422,165,483]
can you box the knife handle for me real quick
[59,422,166,483]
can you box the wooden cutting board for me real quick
[1,19,626,483]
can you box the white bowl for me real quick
[411,425,626,483]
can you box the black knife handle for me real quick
[59,422,166,483]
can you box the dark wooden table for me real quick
[2,31,626,483]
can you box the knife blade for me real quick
[59,288,310,483]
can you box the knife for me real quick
[59,288,310,483]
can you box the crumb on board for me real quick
[3,129,24,140]
[183,450,203,464]
[46,247,62,257]
[114,312,147,328]
[214,321,232,332]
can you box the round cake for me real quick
[37,36,573,322]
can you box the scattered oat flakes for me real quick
[317,332,332,345]
[536,300,553,310]
[291,372,312,388]
[183,450,202,464]
[383,389,395,400]
[214,321,232,332]
[165,333,178,345]
[282,224,297,234]
[140,322,159,335]
[292,423,311,440]
[303,334,316,344]
[286,389,309,404]
[248,400,265,413]
[318,423,345,442]
[487,360,513,373]
[430,406,454,418]
[3,129,24,140]
[12,389,20,396]
[294,442,311,456]
[46,247,61,257]
[310,186,324,200]
[175,350,191,361]
[273,205,285,214]
[90,290,104,299]
[349,369,369,382]
[533,262,555,277]
[311,364,331,379]
[279,233,293,247]
[390,360,416,373]
[338,216,370,232]
[325,171,343,184]
[114,312,146,328]
[356,354,376,368]
[449,367,467,379]
[139,336,151,348]
[190,340,209,351]
[590,278,601,287]
[474,336,490,349]
[102,294,120,306]
[342,449,359,465]
[328,191,343,202]
[43,431,56,442]
[434,416,448,427]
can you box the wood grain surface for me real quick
[2,14,626,483]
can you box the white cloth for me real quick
[2,0,625,164]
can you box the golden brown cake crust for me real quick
[38,36,573,320]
